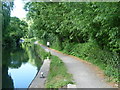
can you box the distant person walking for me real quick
[47,41,50,47]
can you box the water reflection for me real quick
[8,63,38,88]
[2,48,14,89]
[2,43,42,88]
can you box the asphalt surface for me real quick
[40,44,115,88]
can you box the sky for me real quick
[11,0,27,19]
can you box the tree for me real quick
[24,2,120,54]
[2,2,13,47]
[6,17,28,47]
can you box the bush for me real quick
[51,37,62,51]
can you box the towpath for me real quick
[39,43,117,88]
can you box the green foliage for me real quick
[2,2,28,48]
[3,17,28,47]
[25,2,120,55]
[50,36,63,50]
[45,55,73,88]
[2,2,13,31]
[2,2,13,47]
[8,17,28,37]
[62,41,75,54]
[39,34,62,50]
[25,2,120,83]
[63,42,119,83]
[34,44,51,60]
[89,2,120,53]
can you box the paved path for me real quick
[39,44,116,88]
[29,59,50,88]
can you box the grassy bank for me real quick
[34,41,73,88]
[45,55,73,88]
[22,39,51,61]
[34,44,51,60]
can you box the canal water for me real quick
[2,43,42,88]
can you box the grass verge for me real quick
[34,44,51,60]
[45,55,73,88]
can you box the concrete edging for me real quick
[29,58,51,88]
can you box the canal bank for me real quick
[2,43,42,88]
[29,58,51,88]
[29,42,73,88]
[39,43,117,88]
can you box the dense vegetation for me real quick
[34,43,51,60]
[24,2,119,83]
[2,2,28,48]
[2,2,13,47]
[1,1,119,87]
